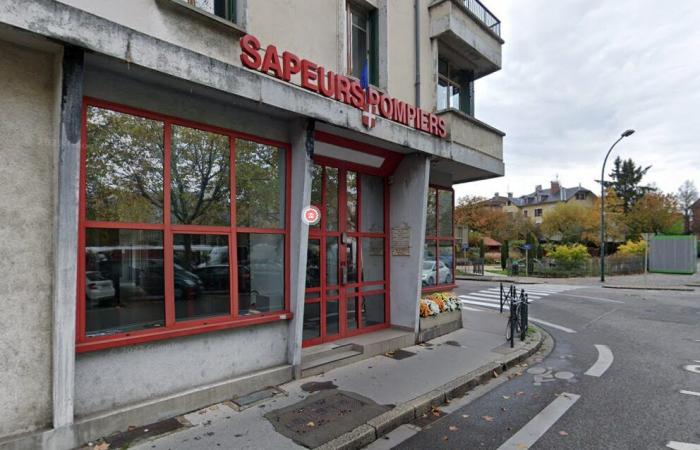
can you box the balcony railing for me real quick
[461,0,500,36]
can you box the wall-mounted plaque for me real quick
[391,225,410,256]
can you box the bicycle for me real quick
[505,291,529,347]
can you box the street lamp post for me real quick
[600,129,635,282]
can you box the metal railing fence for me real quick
[462,0,501,36]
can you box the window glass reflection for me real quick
[86,107,164,223]
[85,229,165,336]
[326,300,339,336]
[361,238,384,282]
[362,294,384,327]
[237,233,284,315]
[173,234,230,321]
[326,237,339,286]
[422,241,437,287]
[303,302,320,340]
[438,190,453,237]
[346,171,357,231]
[360,174,384,232]
[306,239,321,288]
[425,188,437,237]
[310,165,322,229]
[347,296,358,331]
[439,240,454,285]
[171,126,230,226]
[326,167,339,231]
[236,139,286,229]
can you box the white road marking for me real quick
[528,317,577,334]
[680,390,700,397]
[585,345,614,377]
[461,305,484,311]
[555,292,625,304]
[459,299,502,309]
[497,393,581,450]
[667,441,700,450]
[684,362,700,374]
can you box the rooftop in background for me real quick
[484,181,597,208]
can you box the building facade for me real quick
[0,0,504,447]
[484,182,596,225]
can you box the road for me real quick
[389,280,700,449]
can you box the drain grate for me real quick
[265,390,390,448]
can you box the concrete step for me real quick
[301,346,364,377]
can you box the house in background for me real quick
[692,199,700,239]
[490,181,596,225]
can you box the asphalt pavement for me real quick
[384,280,700,449]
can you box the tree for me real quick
[454,196,510,242]
[540,202,597,244]
[624,192,679,239]
[677,180,698,234]
[500,240,509,270]
[604,157,655,213]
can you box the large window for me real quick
[423,186,455,290]
[437,58,474,115]
[79,100,290,351]
[347,3,378,85]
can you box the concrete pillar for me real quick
[52,46,84,430]
[389,154,430,334]
[287,119,314,378]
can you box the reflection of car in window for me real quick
[193,264,230,291]
[421,260,452,286]
[85,271,115,305]
[134,260,203,301]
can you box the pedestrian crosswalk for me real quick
[458,284,581,310]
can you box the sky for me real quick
[457,0,700,201]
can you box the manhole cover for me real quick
[265,390,390,448]
[383,349,416,360]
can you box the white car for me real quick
[422,260,452,285]
[86,271,115,305]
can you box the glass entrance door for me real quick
[303,163,389,346]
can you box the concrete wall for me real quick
[438,109,504,161]
[0,38,59,438]
[389,155,430,333]
[75,321,288,415]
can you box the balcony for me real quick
[429,0,503,79]
[437,108,504,161]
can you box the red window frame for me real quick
[76,97,292,352]
[422,185,457,293]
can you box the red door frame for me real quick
[302,133,399,347]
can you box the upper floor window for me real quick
[437,59,473,115]
[534,208,543,217]
[347,3,378,85]
[188,0,236,23]
[575,192,586,200]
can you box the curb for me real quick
[314,328,545,450]
[602,284,695,292]
[456,276,542,284]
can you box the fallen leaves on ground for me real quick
[92,443,109,450]
[515,391,526,396]
[559,431,569,436]
[461,414,470,419]
[502,395,511,400]
[493,370,499,378]
[449,425,459,432]
[481,415,494,422]
[306,421,315,427]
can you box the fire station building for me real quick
[0,0,504,447]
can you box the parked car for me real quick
[422,260,452,286]
[85,271,115,305]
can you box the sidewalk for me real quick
[88,310,541,450]
[458,261,700,290]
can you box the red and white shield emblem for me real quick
[362,102,378,129]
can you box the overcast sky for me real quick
[457,0,700,201]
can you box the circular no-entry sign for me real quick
[302,205,321,225]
